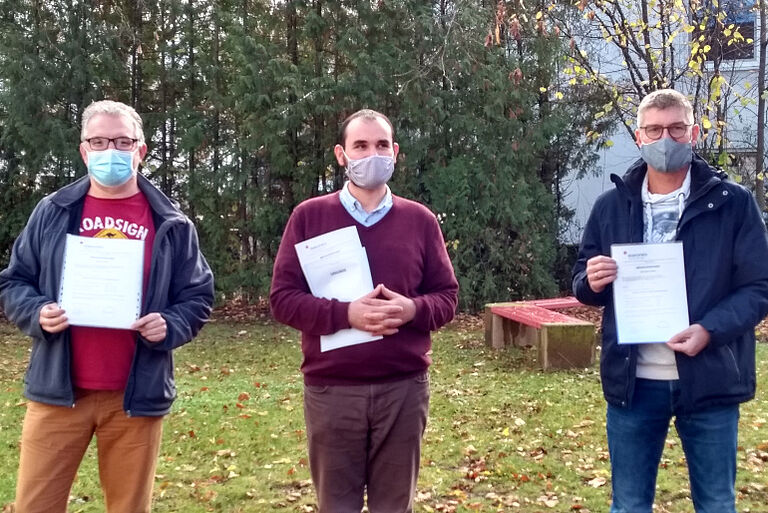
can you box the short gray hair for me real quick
[637,89,694,127]
[81,100,145,143]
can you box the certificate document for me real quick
[294,226,382,352]
[58,234,144,329]
[611,242,690,344]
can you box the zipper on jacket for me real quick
[724,346,741,383]
[124,217,178,415]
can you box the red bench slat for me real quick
[490,304,588,329]
[525,296,582,310]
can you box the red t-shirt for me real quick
[70,192,155,390]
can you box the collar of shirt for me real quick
[641,165,692,204]
[339,181,393,227]
[641,166,692,243]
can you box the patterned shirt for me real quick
[636,169,691,380]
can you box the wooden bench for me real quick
[484,297,595,370]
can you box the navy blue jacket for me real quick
[573,154,768,413]
[0,174,214,416]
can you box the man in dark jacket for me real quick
[0,100,214,513]
[573,89,768,513]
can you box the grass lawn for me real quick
[0,317,766,512]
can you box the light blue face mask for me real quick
[87,149,136,187]
[639,137,692,173]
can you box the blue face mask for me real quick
[87,149,136,187]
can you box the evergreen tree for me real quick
[0,0,605,310]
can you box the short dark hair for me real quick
[338,109,395,148]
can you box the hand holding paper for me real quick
[586,254,618,293]
[131,312,167,342]
[667,323,710,356]
[39,303,69,334]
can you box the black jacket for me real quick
[573,154,768,413]
[0,174,214,416]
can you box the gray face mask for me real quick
[639,137,693,173]
[343,150,395,189]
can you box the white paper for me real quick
[295,226,362,264]
[611,242,690,344]
[58,234,144,329]
[294,227,382,352]
[307,247,373,301]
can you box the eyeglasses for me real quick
[84,137,138,151]
[639,124,691,141]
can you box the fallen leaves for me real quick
[586,476,607,488]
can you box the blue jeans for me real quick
[607,378,739,513]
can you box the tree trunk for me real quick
[131,0,143,111]
[755,0,766,211]
[186,0,197,219]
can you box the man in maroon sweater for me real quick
[270,109,459,513]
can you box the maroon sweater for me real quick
[270,192,459,385]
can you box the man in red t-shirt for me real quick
[0,100,214,513]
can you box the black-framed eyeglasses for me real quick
[84,137,138,151]
[639,124,691,141]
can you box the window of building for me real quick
[692,0,756,61]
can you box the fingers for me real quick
[40,303,65,318]
[131,312,164,329]
[666,326,691,353]
[130,315,151,329]
[364,320,400,336]
[587,255,616,267]
[39,303,69,333]
[586,256,618,292]
[364,315,405,330]
[41,318,69,333]
[348,285,414,335]
[362,311,396,322]
[378,284,402,299]
[667,338,696,356]
[368,328,399,336]
[666,328,689,346]
[666,325,709,357]
[362,284,384,298]
[359,299,404,313]
[131,313,167,343]
[586,257,617,277]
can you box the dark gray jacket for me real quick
[0,174,214,416]
[573,154,768,413]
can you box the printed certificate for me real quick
[611,242,690,344]
[58,234,143,329]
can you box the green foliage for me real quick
[0,0,607,309]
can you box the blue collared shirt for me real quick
[339,181,393,227]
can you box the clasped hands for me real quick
[348,284,416,336]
